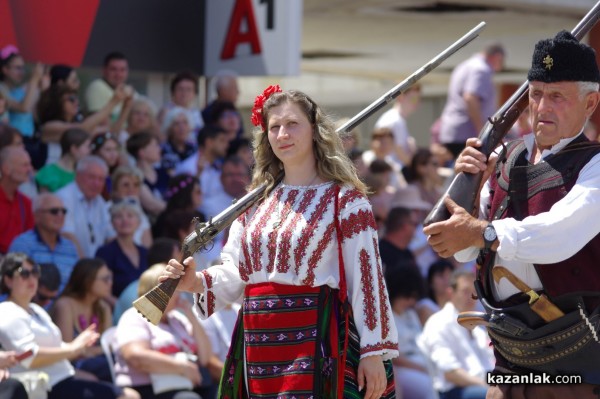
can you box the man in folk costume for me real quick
[424,30,600,399]
[163,86,398,398]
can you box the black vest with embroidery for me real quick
[486,135,600,301]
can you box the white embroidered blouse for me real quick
[193,182,399,360]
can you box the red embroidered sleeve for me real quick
[359,249,377,331]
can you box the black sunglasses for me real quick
[14,266,40,279]
[42,207,67,215]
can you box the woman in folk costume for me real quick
[161,86,399,399]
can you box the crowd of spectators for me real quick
[0,43,502,399]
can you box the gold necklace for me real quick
[272,173,319,229]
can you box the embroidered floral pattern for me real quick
[359,249,377,331]
[277,189,315,273]
[339,188,364,209]
[271,190,300,273]
[201,270,216,316]
[247,192,280,273]
[374,237,390,339]
[293,186,336,274]
[302,221,335,286]
[243,294,318,313]
[340,208,377,241]
[269,189,299,272]
[360,341,399,356]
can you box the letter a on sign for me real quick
[221,0,262,60]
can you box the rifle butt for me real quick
[133,277,180,325]
[423,171,483,226]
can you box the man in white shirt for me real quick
[56,155,113,257]
[420,270,493,399]
[374,84,421,168]
[424,31,600,398]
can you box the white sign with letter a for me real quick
[204,0,302,76]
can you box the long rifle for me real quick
[424,1,600,226]
[133,22,487,325]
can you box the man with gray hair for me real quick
[9,192,79,292]
[425,31,600,397]
[0,146,34,254]
[202,70,244,137]
[56,155,113,257]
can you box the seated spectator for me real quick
[199,155,250,219]
[402,148,444,207]
[91,132,123,199]
[362,127,407,190]
[0,91,9,125]
[50,258,114,382]
[8,193,80,292]
[419,269,493,399]
[109,166,152,248]
[378,206,419,271]
[226,137,253,169]
[205,101,241,143]
[32,262,61,309]
[126,132,168,217]
[160,107,196,175]
[0,253,139,399]
[153,174,203,239]
[0,45,45,138]
[386,264,436,399]
[84,52,135,123]
[175,125,229,199]
[364,159,396,227]
[158,70,204,139]
[202,71,243,137]
[121,98,160,144]
[35,127,91,192]
[49,64,80,91]
[113,238,181,325]
[0,125,22,150]
[0,146,34,255]
[36,84,129,165]
[114,264,213,399]
[56,155,113,258]
[417,259,455,325]
[96,201,149,301]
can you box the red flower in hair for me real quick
[251,84,282,130]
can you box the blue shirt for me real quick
[95,240,148,297]
[8,228,79,293]
[7,85,35,137]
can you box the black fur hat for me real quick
[527,30,600,83]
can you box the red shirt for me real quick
[0,187,34,254]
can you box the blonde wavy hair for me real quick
[249,90,367,199]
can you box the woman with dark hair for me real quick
[162,86,398,399]
[158,70,204,138]
[91,131,123,199]
[37,85,129,165]
[50,258,114,382]
[206,100,241,142]
[0,253,139,399]
[48,64,80,91]
[0,45,45,137]
[152,174,203,239]
[402,148,444,207]
[385,264,436,399]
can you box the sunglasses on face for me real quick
[14,266,40,279]
[41,207,67,216]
